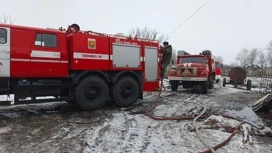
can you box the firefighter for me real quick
[161,41,172,79]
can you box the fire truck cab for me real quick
[0,23,161,110]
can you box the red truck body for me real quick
[168,50,216,94]
[215,60,223,83]
[0,23,161,110]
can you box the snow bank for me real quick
[225,107,264,127]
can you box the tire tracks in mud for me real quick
[152,92,202,117]
[84,112,166,153]
[82,91,206,152]
[1,118,85,152]
[0,109,108,153]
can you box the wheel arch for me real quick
[112,71,141,83]
[74,71,110,85]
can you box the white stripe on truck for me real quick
[11,58,68,63]
[10,52,152,63]
[31,50,61,59]
[73,52,109,60]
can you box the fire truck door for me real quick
[0,27,10,77]
[145,47,158,81]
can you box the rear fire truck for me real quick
[215,60,223,83]
[0,23,161,110]
[168,50,216,94]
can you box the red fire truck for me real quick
[0,23,161,110]
[168,50,216,94]
[215,60,223,83]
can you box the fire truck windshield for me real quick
[179,56,205,64]
[215,62,220,68]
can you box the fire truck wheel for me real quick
[76,76,109,110]
[269,109,272,119]
[170,80,178,91]
[201,81,208,94]
[223,78,227,87]
[110,77,139,107]
[208,80,214,89]
[247,79,252,90]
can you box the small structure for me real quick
[223,67,252,90]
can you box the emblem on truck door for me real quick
[88,38,96,49]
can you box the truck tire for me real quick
[247,79,252,90]
[170,80,178,91]
[183,84,188,89]
[110,77,139,107]
[223,78,226,87]
[269,109,272,119]
[201,81,208,94]
[76,76,109,110]
[182,82,189,89]
[216,79,219,83]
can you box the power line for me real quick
[166,0,211,37]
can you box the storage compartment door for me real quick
[112,44,140,68]
[0,27,10,77]
[145,47,158,81]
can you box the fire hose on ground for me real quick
[144,79,262,153]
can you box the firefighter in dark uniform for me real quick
[161,41,172,79]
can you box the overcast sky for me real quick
[1,0,272,64]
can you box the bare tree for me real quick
[128,26,168,43]
[267,40,272,51]
[236,48,249,68]
[230,62,239,67]
[0,12,15,24]
[216,56,224,63]
[247,48,258,68]
[257,49,267,69]
[267,40,272,67]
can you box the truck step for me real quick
[11,84,74,105]
[0,97,71,106]
[14,97,71,105]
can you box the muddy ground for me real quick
[0,82,272,153]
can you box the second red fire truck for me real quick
[0,23,161,110]
[168,50,216,94]
[215,60,223,83]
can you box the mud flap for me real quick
[139,91,143,100]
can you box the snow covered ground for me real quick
[0,80,272,153]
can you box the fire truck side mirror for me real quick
[221,63,223,68]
